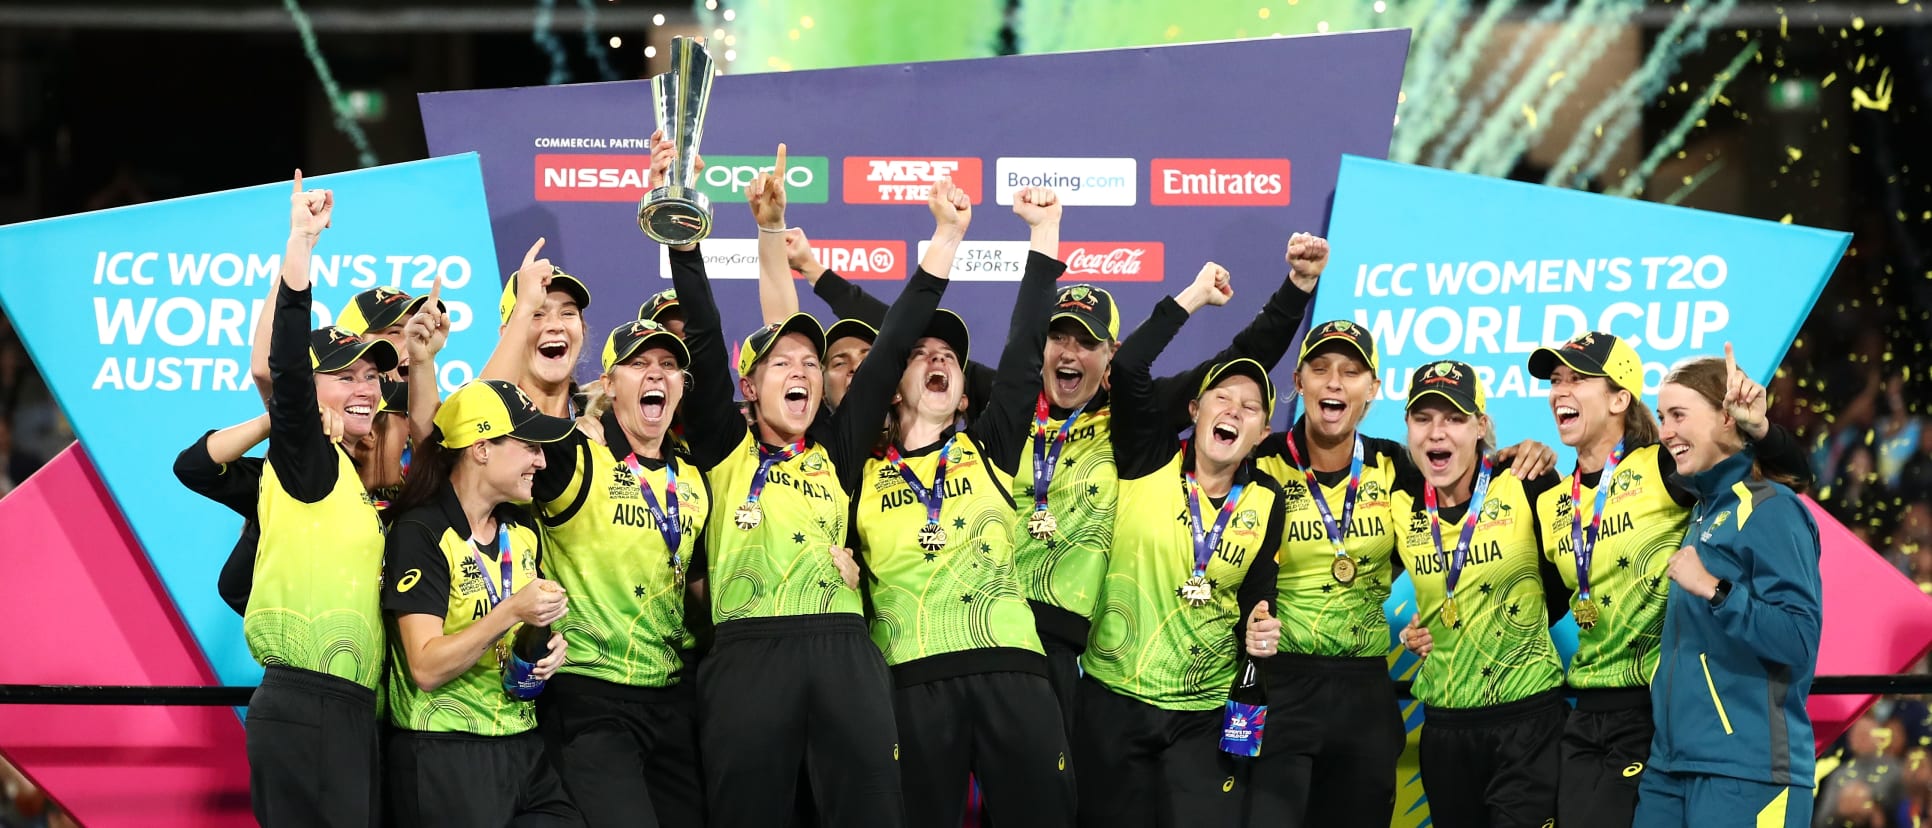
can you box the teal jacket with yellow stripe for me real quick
[1648,448,1822,786]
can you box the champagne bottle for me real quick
[501,623,551,700]
[1219,656,1267,757]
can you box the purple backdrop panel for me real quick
[421,32,1409,401]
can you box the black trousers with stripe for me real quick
[245,665,381,828]
[696,614,903,828]
[1071,677,1242,828]
[895,670,1075,827]
[1559,689,1655,828]
[538,674,704,828]
[385,730,582,828]
[1244,652,1406,828]
[1417,688,1566,828]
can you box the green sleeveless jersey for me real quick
[383,489,545,736]
[250,447,387,689]
[1082,453,1285,711]
[1393,469,1564,709]
[1538,443,1685,689]
[703,429,858,622]
[857,432,1043,677]
[536,430,710,688]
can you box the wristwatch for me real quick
[1708,579,1733,608]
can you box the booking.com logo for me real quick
[994,157,1137,206]
[696,155,830,203]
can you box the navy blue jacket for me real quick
[1648,448,1823,785]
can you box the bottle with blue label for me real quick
[1220,655,1267,757]
[502,623,551,700]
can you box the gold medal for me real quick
[1180,575,1213,607]
[734,501,763,531]
[1573,597,1600,628]
[1028,510,1059,541]
[1440,597,1460,628]
[918,523,948,552]
[1330,555,1357,585]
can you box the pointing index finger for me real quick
[427,274,443,309]
[523,237,546,268]
[1724,341,1738,375]
[293,169,303,195]
[774,143,788,180]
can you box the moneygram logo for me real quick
[1062,242,1164,282]
[657,239,904,281]
[535,154,652,201]
[843,157,983,204]
[1149,158,1291,206]
[697,155,830,203]
[994,158,1138,206]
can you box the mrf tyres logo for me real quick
[535,153,828,203]
[843,157,984,204]
[1150,158,1291,206]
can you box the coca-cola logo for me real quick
[1061,242,1164,282]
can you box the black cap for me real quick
[639,288,682,324]
[1049,284,1120,342]
[338,286,439,335]
[1300,319,1378,371]
[918,309,972,363]
[1198,357,1278,418]
[1528,331,1644,394]
[825,318,879,348]
[738,313,827,377]
[1407,360,1486,415]
[603,319,690,372]
[309,326,400,373]
[379,377,409,415]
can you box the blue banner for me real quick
[1314,155,1850,452]
[0,155,502,684]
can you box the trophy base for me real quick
[639,187,714,246]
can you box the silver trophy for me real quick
[638,36,716,245]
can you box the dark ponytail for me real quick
[385,431,458,525]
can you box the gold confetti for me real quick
[788,28,800,40]
[1823,72,1838,87]
[1682,175,1694,185]
[1547,71,1566,88]
[1780,15,1788,38]
[1258,7,1271,19]
[1165,24,1182,39]
[1787,147,1803,161]
[1594,124,1603,138]
[1857,55,1868,73]
[1852,144,1863,154]
[1780,214,1794,224]
[1853,68,1895,111]
[1521,104,1537,128]
[1854,16,1866,30]
[800,15,815,28]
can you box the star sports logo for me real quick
[843,157,984,204]
[1149,158,1291,206]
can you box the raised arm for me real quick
[265,173,340,503]
[479,238,552,383]
[827,178,970,491]
[974,188,1066,475]
[174,416,269,517]
[667,243,741,469]
[402,278,449,445]
[750,144,802,325]
[1150,233,1325,425]
[1110,263,1234,479]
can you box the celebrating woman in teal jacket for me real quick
[1636,350,1822,828]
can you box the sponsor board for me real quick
[1149,158,1292,206]
[843,157,984,204]
[660,238,905,280]
[992,157,1137,206]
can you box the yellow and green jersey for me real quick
[1253,424,1413,659]
[701,429,856,622]
[534,414,710,688]
[1393,466,1564,709]
[250,447,387,690]
[1012,401,1118,643]
[383,486,545,736]
[1538,443,1688,690]
[857,431,1045,682]
[1082,452,1286,711]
